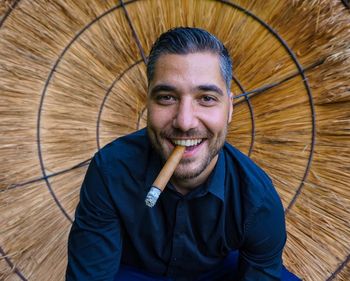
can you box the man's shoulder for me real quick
[222,142,271,183]
[222,142,281,207]
[95,128,151,168]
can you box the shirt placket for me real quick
[167,198,187,277]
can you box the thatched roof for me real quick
[0,1,349,280]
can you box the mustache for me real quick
[160,128,212,139]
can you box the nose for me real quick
[172,98,198,132]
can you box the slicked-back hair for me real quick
[147,27,233,93]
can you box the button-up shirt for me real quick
[66,128,286,280]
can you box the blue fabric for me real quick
[114,251,300,281]
[66,128,299,280]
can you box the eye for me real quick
[199,95,217,106]
[202,96,214,102]
[156,94,177,105]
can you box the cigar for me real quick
[145,146,186,207]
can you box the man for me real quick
[66,27,300,280]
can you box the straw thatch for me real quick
[0,0,349,280]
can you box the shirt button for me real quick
[173,257,177,261]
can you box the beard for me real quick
[147,125,228,181]
[172,156,212,180]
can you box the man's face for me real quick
[147,52,233,187]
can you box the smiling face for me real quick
[147,52,233,192]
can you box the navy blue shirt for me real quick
[66,128,286,280]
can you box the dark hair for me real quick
[147,27,232,92]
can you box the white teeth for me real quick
[172,139,202,147]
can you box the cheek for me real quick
[147,106,172,130]
[202,110,229,134]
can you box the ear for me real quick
[228,92,233,123]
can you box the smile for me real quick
[171,139,203,147]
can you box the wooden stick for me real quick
[145,146,186,207]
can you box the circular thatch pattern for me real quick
[0,1,349,280]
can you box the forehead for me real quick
[151,52,225,87]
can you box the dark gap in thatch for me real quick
[0,0,21,28]
[341,0,350,9]
[0,246,27,280]
[233,59,325,102]
[120,0,147,64]
[97,59,143,149]
[327,253,350,280]
[34,1,137,225]
[5,158,91,191]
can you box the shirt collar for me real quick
[204,149,225,201]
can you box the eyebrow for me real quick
[149,83,225,97]
[149,84,176,96]
[197,84,224,96]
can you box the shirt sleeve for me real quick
[66,155,123,281]
[238,187,287,281]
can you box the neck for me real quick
[170,155,218,195]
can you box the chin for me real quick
[173,170,200,181]
[173,160,209,180]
